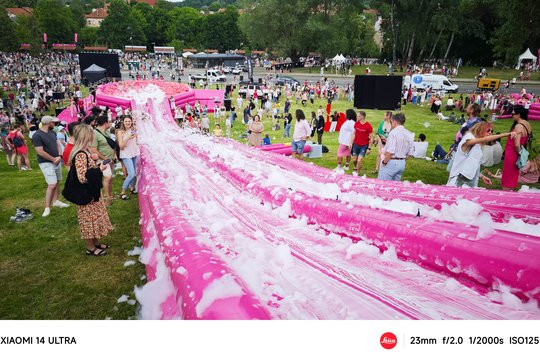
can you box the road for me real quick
[121,67,540,94]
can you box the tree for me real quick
[69,0,86,29]
[79,26,99,47]
[166,7,205,49]
[203,6,243,52]
[0,7,18,51]
[490,0,540,64]
[34,0,79,44]
[98,0,146,48]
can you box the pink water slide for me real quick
[117,81,539,320]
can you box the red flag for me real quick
[43,33,47,43]
[74,33,78,43]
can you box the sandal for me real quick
[130,189,138,195]
[86,248,107,256]
[95,243,110,249]
[120,194,130,200]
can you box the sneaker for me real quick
[352,171,358,176]
[20,166,28,171]
[344,164,350,171]
[42,207,51,217]
[53,200,70,208]
[334,164,343,172]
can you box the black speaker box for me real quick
[55,108,65,116]
[224,99,232,111]
[354,75,402,110]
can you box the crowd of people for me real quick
[2,51,539,258]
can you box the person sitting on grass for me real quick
[263,133,271,146]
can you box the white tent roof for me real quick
[518,48,537,61]
[182,51,194,58]
[516,48,537,69]
[83,64,106,72]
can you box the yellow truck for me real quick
[477,78,500,91]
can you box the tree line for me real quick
[0,0,539,66]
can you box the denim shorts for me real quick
[292,140,306,154]
[351,144,369,157]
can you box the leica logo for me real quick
[380,332,397,349]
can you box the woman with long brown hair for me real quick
[69,124,113,256]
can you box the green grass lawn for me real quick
[293,65,540,81]
[0,145,145,319]
[223,90,540,188]
[1,84,538,320]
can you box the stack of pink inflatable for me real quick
[256,143,312,156]
[121,81,540,320]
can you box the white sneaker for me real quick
[352,171,358,176]
[334,165,342,172]
[53,200,70,208]
[344,164,350,171]
[42,207,51,217]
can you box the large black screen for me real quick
[79,53,121,79]
[354,75,402,110]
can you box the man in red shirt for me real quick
[350,111,373,176]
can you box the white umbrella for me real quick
[182,52,194,58]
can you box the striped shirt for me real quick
[383,125,414,158]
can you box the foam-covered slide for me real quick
[116,81,540,319]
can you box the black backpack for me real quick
[62,151,99,205]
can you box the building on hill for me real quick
[129,0,157,6]
[85,7,108,27]
[6,7,33,20]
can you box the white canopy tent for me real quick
[182,51,194,58]
[516,48,537,70]
[332,54,346,65]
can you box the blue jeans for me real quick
[378,159,406,181]
[284,123,291,137]
[122,156,138,191]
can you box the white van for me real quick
[192,70,226,82]
[403,74,459,93]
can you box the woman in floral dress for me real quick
[69,124,113,256]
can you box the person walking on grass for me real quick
[350,111,373,176]
[32,116,70,217]
[69,124,113,256]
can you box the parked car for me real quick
[403,74,459,93]
[223,67,232,74]
[270,76,300,87]
[231,67,242,75]
[238,83,269,98]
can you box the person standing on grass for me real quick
[335,109,356,173]
[9,123,32,171]
[316,113,325,145]
[350,111,373,176]
[291,109,311,160]
[378,113,414,182]
[1,127,16,167]
[69,124,113,256]
[32,116,70,217]
[90,116,115,205]
[62,122,81,171]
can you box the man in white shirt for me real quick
[335,109,356,173]
[378,113,414,181]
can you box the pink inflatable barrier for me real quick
[115,81,539,319]
[185,141,540,302]
[255,143,312,155]
[219,137,540,224]
[135,101,270,320]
